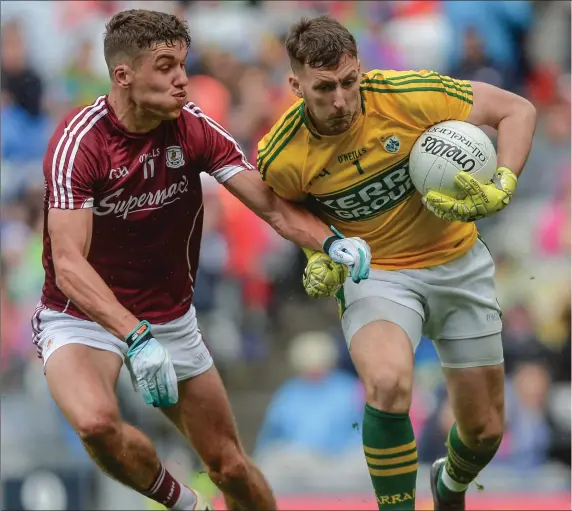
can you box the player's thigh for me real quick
[344,295,423,410]
[161,365,243,468]
[45,344,123,439]
[35,308,125,438]
[442,354,505,446]
[340,268,426,354]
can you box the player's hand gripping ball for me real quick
[422,167,518,222]
[303,251,348,298]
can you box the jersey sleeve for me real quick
[363,70,473,129]
[182,103,254,184]
[43,119,100,210]
[256,111,307,202]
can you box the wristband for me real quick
[322,235,340,254]
[125,320,152,347]
[322,225,345,253]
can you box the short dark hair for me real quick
[285,15,357,71]
[103,9,191,73]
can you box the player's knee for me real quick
[364,368,412,413]
[75,409,121,447]
[207,450,249,488]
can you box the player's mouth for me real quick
[173,91,187,103]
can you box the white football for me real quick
[409,120,497,197]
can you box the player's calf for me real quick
[435,361,505,508]
[160,368,276,511]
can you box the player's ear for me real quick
[113,65,133,89]
[289,75,303,99]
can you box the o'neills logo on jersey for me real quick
[312,159,414,222]
[93,175,189,219]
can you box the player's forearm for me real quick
[263,200,332,251]
[494,98,536,177]
[223,171,332,251]
[54,255,139,340]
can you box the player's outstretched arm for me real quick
[48,208,140,339]
[223,170,371,282]
[423,82,537,222]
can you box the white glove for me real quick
[126,321,178,407]
[323,227,371,283]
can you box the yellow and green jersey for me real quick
[257,69,476,270]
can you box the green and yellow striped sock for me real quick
[437,423,501,499]
[362,404,417,510]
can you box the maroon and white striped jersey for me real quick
[40,95,254,323]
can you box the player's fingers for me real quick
[423,192,456,210]
[139,379,155,406]
[455,172,482,196]
[422,190,451,204]
[349,263,361,283]
[424,201,447,219]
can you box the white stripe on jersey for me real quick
[183,103,255,172]
[65,109,108,208]
[51,96,107,208]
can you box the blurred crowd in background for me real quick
[1,1,570,509]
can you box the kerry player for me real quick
[258,15,536,511]
[32,9,371,511]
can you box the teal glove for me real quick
[323,226,371,283]
[126,321,178,407]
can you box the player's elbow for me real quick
[517,96,536,123]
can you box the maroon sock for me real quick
[143,464,181,508]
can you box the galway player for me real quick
[32,10,371,511]
[258,15,536,511]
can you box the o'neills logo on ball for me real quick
[420,135,479,171]
[421,126,488,172]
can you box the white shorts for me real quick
[31,304,213,381]
[340,238,504,368]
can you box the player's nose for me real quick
[332,87,346,110]
[174,67,189,88]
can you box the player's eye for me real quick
[343,80,355,87]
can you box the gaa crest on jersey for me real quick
[381,135,400,153]
[166,146,185,168]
